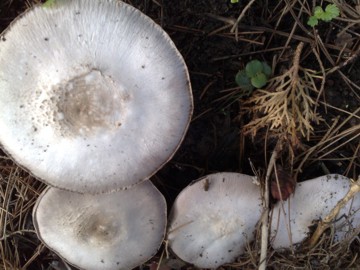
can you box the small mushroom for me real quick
[270,174,360,249]
[0,0,192,193]
[167,173,262,268]
[33,180,166,270]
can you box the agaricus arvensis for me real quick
[33,180,166,270]
[270,174,360,249]
[0,0,192,193]
[167,172,263,268]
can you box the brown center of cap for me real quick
[52,69,127,136]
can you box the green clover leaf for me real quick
[261,62,272,77]
[235,60,271,91]
[245,60,263,78]
[251,73,268,89]
[235,70,253,90]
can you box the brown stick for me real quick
[306,176,360,249]
[259,140,281,270]
[230,0,257,33]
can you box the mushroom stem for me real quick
[306,175,360,249]
[259,140,281,270]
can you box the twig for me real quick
[21,244,46,269]
[0,229,36,241]
[306,176,360,249]
[230,0,256,33]
[259,140,281,270]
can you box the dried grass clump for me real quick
[225,216,360,270]
[269,237,360,270]
[242,42,322,141]
[0,155,45,269]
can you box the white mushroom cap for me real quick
[0,0,192,193]
[33,180,167,270]
[270,174,360,249]
[167,173,263,268]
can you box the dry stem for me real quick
[0,157,45,269]
[230,0,257,33]
[243,42,322,141]
[259,140,281,270]
[306,176,360,249]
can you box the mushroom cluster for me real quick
[0,0,192,269]
[1,2,358,269]
[167,173,360,268]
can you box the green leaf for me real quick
[235,70,251,87]
[235,70,254,93]
[307,16,319,27]
[245,60,263,78]
[311,4,339,23]
[251,73,268,88]
[323,4,340,21]
[261,62,272,77]
[230,0,239,3]
[313,6,325,20]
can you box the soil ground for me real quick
[0,0,359,269]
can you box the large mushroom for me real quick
[0,0,192,193]
[270,174,360,249]
[33,180,167,270]
[167,173,263,268]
